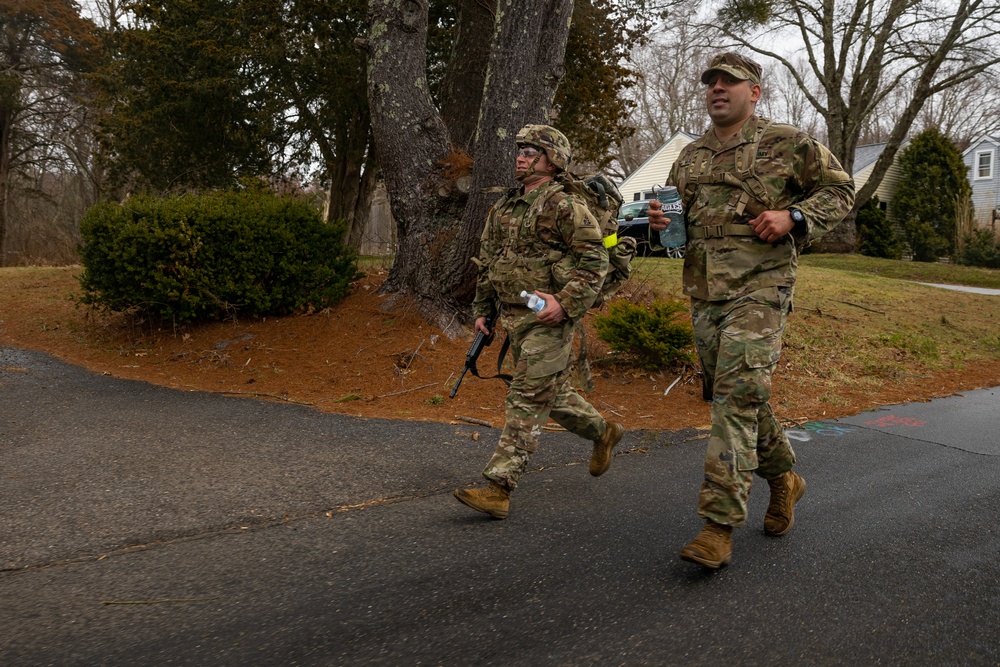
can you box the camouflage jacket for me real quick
[472,179,609,320]
[670,115,855,301]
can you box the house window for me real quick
[976,150,993,180]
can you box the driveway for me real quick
[2,346,998,665]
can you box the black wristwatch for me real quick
[789,207,806,227]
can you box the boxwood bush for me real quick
[592,297,696,369]
[79,191,359,322]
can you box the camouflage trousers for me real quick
[483,310,605,491]
[691,286,796,527]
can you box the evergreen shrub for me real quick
[957,228,1000,268]
[592,298,695,370]
[79,191,359,322]
[893,128,972,262]
[857,195,903,259]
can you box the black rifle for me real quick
[449,311,501,398]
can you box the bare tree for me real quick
[0,0,98,265]
[710,0,1000,251]
[615,0,709,177]
[914,73,1000,149]
[756,57,823,140]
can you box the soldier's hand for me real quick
[533,290,566,326]
[749,210,795,244]
[474,316,490,336]
[647,199,667,231]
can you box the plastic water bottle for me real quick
[520,290,546,312]
[655,185,686,248]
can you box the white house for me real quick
[962,135,1000,226]
[852,141,908,219]
[617,131,699,202]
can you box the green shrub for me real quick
[894,128,972,262]
[78,191,359,322]
[592,298,696,369]
[857,196,903,259]
[957,228,1000,268]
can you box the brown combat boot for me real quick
[453,482,510,519]
[764,471,807,536]
[679,521,733,569]
[590,421,625,477]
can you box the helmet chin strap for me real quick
[514,151,543,182]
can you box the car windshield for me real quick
[618,202,649,220]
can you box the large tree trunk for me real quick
[366,0,454,324]
[346,154,378,250]
[366,0,573,331]
[0,104,12,266]
[437,0,495,152]
[443,0,573,307]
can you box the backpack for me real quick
[553,172,636,393]
[555,172,637,307]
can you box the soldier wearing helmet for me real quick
[648,52,855,569]
[515,124,573,177]
[453,124,625,520]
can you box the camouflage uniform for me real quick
[670,113,855,527]
[471,176,610,490]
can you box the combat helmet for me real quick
[516,124,572,171]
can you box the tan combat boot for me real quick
[453,482,510,519]
[680,521,733,569]
[590,421,625,477]
[764,470,807,536]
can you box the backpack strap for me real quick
[686,118,776,220]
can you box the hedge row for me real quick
[79,191,359,322]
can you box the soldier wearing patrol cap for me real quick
[649,53,855,568]
[453,124,624,520]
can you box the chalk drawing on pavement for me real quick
[785,422,856,442]
[863,415,927,428]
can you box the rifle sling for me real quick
[472,334,512,386]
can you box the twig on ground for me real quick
[598,401,625,417]
[218,391,312,405]
[455,415,492,427]
[832,299,885,314]
[663,376,682,395]
[376,381,436,398]
[403,339,424,371]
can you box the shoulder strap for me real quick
[686,118,776,219]
[733,118,775,215]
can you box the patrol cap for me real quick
[700,52,762,85]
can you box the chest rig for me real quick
[487,187,567,304]
[681,118,776,239]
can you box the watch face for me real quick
[790,208,805,223]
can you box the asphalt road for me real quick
[2,346,999,666]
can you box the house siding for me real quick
[963,138,1000,226]
[618,133,697,200]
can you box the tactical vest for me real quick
[486,187,569,305]
[678,118,776,239]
